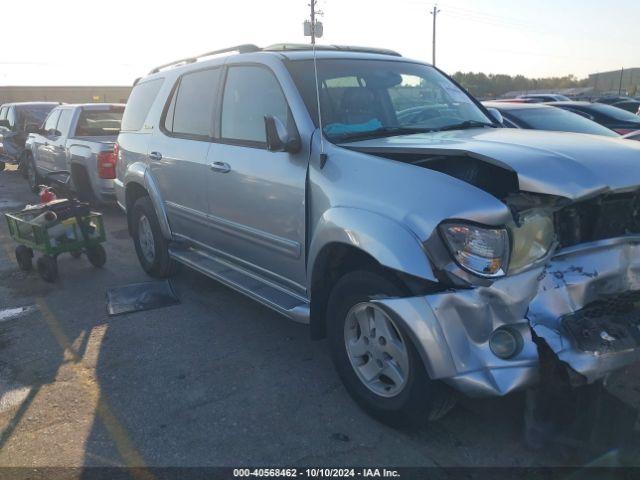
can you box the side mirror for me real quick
[48,129,62,137]
[486,108,504,125]
[264,115,300,153]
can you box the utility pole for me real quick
[618,67,624,95]
[431,5,440,66]
[306,1,323,45]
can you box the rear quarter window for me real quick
[121,78,164,132]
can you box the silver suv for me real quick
[116,44,640,425]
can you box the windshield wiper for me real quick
[333,126,435,143]
[435,120,496,132]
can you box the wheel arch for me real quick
[307,208,439,340]
[123,164,171,239]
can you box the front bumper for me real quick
[375,237,640,397]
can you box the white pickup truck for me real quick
[24,103,124,204]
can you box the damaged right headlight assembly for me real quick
[439,210,555,279]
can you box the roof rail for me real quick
[262,43,402,57]
[148,44,260,74]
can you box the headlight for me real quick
[440,222,510,278]
[509,210,554,271]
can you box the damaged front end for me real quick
[372,154,640,397]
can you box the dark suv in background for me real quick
[0,102,59,171]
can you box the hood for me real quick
[342,128,640,200]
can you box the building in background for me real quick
[0,86,131,104]
[588,68,640,96]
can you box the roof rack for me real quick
[262,43,402,57]
[148,44,260,74]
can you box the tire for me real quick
[36,255,58,282]
[327,270,455,427]
[0,161,5,172]
[71,165,96,203]
[15,245,33,271]
[130,196,178,278]
[24,155,40,194]
[86,244,107,267]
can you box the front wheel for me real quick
[130,196,178,278]
[327,270,455,427]
[15,245,33,271]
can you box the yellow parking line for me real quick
[0,232,154,478]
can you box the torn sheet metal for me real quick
[529,239,640,383]
[106,280,180,316]
[376,238,640,397]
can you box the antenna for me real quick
[306,0,328,167]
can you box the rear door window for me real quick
[121,78,163,132]
[56,109,74,136]
[76,108,124,136]
[164,68,220,138]
[43,109,61,133]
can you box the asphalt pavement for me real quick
[0,165,638,471]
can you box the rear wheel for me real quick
[86,244,107,267]
[130,196,178,278]
[71,165,96,203]
[24,155,40,193]
[327,270,455,427]
[36,255,58,282]
[15,246,33,271]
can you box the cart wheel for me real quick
[86,244,106,268]
[70,250,82,259]
[36,255,58,282]
[15,245,34,271]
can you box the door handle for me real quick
[210,161,231,173]
[149,151,162,161]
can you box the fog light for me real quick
[489,327,523,359]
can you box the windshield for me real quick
[286,59,492,142]
[75,107,124,136]
[507,106,619,137]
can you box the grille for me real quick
[562,291,640,353]
[554,192,640,248]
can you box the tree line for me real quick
[450,72,588,99]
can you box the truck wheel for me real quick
[36,255,58,282]
[86,244,107,267]
[0,161,5,172]
[24,156,40,193]
[130,196,178,278]
[15,245,33,271]
[71,165,96,203]
[327,270,455,427]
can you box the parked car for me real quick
[611,100,640,115]
[548,101,640,134]
[24,103,124,203]
[622,130,640,141]
[0,102,59,171]
[117,43,640,425]
[594,95,633,105]
[517,93,571,102]
[482,101,619,137]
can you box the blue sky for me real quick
[0,0,638,85]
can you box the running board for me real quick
[168,246,310,324]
